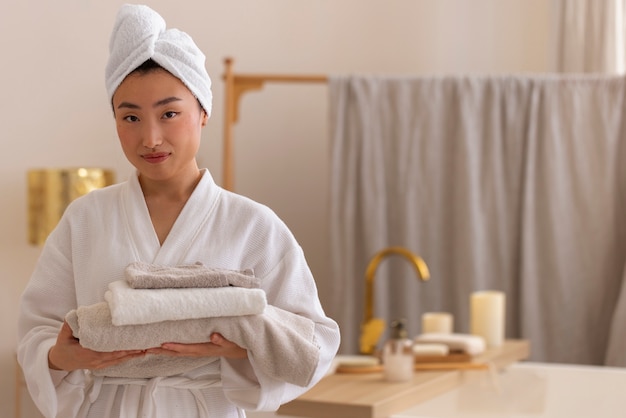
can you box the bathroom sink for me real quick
[392,362,626,418]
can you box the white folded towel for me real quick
[105,4,212,115]
[105,280,267,326]
[414,333,486,356]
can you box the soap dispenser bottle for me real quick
[383,319,414,382]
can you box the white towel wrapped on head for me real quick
[105,4,212,115]
[105,280,267,326]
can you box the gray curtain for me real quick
[552,0,626,73]
[328,74,626,365]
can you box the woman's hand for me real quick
[146,333,248,359]
[48,321,146,371]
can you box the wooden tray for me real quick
[336,361,488,374]
[415,352,472,363]
[336,351,474,374]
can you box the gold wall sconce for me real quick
[27,168,115,246]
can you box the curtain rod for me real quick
[222,57,327,191]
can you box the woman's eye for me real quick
[123,115,139,122]
[163,111,178,119]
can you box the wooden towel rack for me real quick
[221,57,327,191]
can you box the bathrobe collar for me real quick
[121,168,221,265]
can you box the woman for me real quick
[18,4,340,417]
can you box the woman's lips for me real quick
[142,152,170,164]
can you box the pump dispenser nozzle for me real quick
[383,318,414,382]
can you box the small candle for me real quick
[470,290,505,347]
[421,312,454,334]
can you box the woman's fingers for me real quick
[149,333,248,359]
[49,321,146,371]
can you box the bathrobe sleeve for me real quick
[219,247,340,410]
[201,194,340,411]
[18,181,134,418]
[17,214,91,418]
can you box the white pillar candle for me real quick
[470,290,506,347]
[421,312,454,334]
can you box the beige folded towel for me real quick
[125,261,260,289]
[65,302,319,386]
[105,280,267,326]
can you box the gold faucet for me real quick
[359,246,430,354]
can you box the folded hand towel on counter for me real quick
[414,333,486,356]
[105,280,267,326]
[65,302,319,386]
[125,261,260,289]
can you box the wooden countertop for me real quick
[278,339,530,418]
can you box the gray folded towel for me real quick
[65,302,319,386]
[125,261,260,289]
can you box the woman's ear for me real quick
[201,111,208,127]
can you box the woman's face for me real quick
[112,68,207,183]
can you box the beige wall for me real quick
[0,0,550,416]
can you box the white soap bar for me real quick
[412,343,449,356]
[414,333,486,356]
[334,355,380,368]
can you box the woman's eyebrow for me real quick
[154,96,182,107]
[116,97,182,110]
[117,101,140,110]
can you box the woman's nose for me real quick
[142,122,163,149]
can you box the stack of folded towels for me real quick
[65,261,319,386]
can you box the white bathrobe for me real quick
[18,169,340,418]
